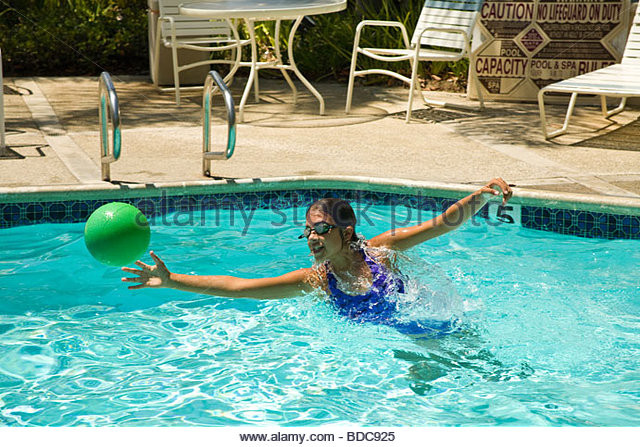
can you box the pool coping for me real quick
[1,175,640,216]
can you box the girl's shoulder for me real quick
[364,245,394,262]
[363,245,400,272]
[305,263,330,292]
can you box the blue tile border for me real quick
[1,188,639,240]
[521,205,640,239]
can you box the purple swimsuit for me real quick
[325,250,456,336]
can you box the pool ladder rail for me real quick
[98,70,236,181]
[0,48,6,153]
[202,70,236,177]
[98,72,121,182]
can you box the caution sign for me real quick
[469,0,631,101]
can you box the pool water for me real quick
[0,204,638,426]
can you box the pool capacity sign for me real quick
[468,0,630,101]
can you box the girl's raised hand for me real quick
[121,251,171,290]
[479,177,513,205]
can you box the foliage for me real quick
[0,0,470,84]
[0,0,148,76]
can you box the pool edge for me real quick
[2,175,640,216]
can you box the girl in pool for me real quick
[122,178,512,335]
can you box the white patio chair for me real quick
[153,0,249,106]
[538,7,640,139]
[345,0,485,123]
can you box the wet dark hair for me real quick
[306,198,359,242]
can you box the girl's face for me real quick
[305,210,345,262]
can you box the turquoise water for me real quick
[0,205,639,426]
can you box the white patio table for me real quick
[180,0,347,122]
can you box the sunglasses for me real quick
[298,222,336,239]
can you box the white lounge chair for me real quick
[345,0,485,123]
[538,7,640,139]
[0,48,5,152]
[153,0,249,106]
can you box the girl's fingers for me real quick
[489,179,512,194]
[135,260,152,270]
[484,179,514,205]
[482,186,499,195]
[150,251,166,268]
[490,179,506,190]
[124,253,163,291]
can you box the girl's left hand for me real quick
[479,178,513,205]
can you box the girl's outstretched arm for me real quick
[369,178,513,251]
[122,251,315,299]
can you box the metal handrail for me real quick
[98,72,121,181]
[0,48,5,153]
[202,70,236,177]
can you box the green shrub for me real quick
[0,0,148,76]
[0,0,469,84]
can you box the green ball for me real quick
[84,202,151,266]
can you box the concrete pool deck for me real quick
[1,75,640,201]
